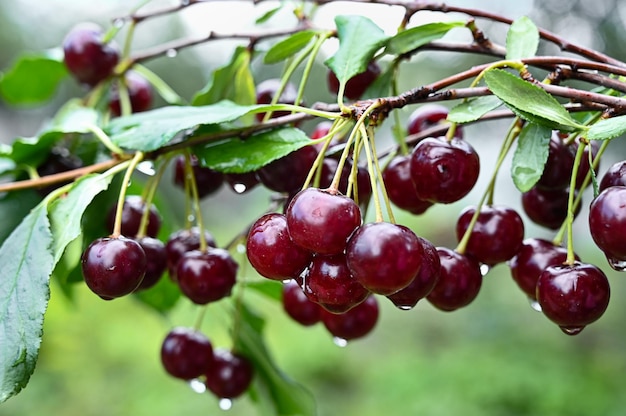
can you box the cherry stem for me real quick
[86,124,125,155]
[111,151,144,238]
[136,155,172,239]
[361,124,384,222]
[182,151,209,252]
[295,31,333,107]
[367,125,395,224]
[193,305,209,332]
[565,142,587,265]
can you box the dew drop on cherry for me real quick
[560,326,584,336]
[218,398,233,411]
[188,378,206,393]
[607,256,626,272]
[528,298,542,312]
[333,337,348,348]
[479,263,490,276]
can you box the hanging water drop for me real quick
[560,326,584,336]
[395,304,413,311]
[607,256,626,271]
[137,161,156,176]
[332,337,348,347]
[233,183,247,193]
[188,378,206,393]
[113,18,125,28]
[528,298,542,312]
[187,214,196,223]
[166,49,178,58]
[479,263,490,276]
[218,398,233,410]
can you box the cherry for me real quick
[409,136,480,204]
[599,160,626,191]
[310,121,333,140]
[62,23,120,86]
[536,132,575,190]
[536,261,610,335]
[327,61,381,100]
[81,236,146,300]
[205,349,254,399]
[589,186,626,262]
[455,205,524,266]
[176,248,238,305]
[160,327,213,380]
[521,186,580,230]
[382,154,432,215]
[303,253,370,314]
[282,279,322,326]
[286,187,361,255]
[387,236,441,309]
[257,145,318,193]
[426,247,482,312]
[165,227,217,280]
[508,238,572,300]
[255,78,298,121]
[224,172,260,194]
[407,104,463,139]
[36,147,83,195]
[246,213,312,281]
[173,155,224,199]
[346,222,423,295]
[106,195,161,238]
[109,70,153,116]
[321,295,379,341]
[134,236,167,290]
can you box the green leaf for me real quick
[506,16,539,60]
[195,127,312,173]
[133,274,181,313]
[255,4,282,24]
[385,21,465,55]
[484,69,583,131]
[587,115,626,140]
[236,304,316,416]
[362,63,393,99]
[325,15,389,84]
[133,64,186,106]
[245,280,282,302]
[107,101,264,152]
[448,96,502,123]
[49,99,100,134]
[192,48,256,108]
[0,190,41,244]
[511,123,552,192]
[264,31,316,64]
[0,203,54,402]
[0,49,68,106]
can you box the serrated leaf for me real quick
[0,203,54,402]
[385,21,465,55]
[264,31,316,64]
[0,49,67,106]
[587,115,626,140]
[4,133,62,167]
[484,69,583,131]
[192,48,255,108]
[325,15,389,84]
[50,99,100,133]
[448,95,502,123]
[195,127,312,173]
[506,16,539,60]
[0,190,41,244]
[107,101,264,152]
[511,123,552,192]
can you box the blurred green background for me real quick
[2,1,626,415]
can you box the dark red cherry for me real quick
[135,236,167,290]
[382,154,432,215]
[409,136,480,204]
[589,186,626,261]
[286,187,361,255]
[536,261,610,335]
[81,236,146,300]
[599,160,626,191]
[387,237,441,309]
[327,61,381,100]
[62,23,120,86]
[246,213,312,281]
[407,104,463,139]
[165,227,217,280]
[521,186,580,230]
[224,172,260,194]
[36,147,83,195]
[173,155,224,199]
[536,132,575,190]
[282,280,322,326]
[346,222,423,295]
[321,295,379,341]
[455,205,524,266]
[255,79,298,121]
[205,349,254,399]
[106,195,161,238]
[257,145,318,193]
[109,70,153,116]
[303,253,370,314]
[426,247,482,311]
[176,248,238,305]
[160,327,213,380]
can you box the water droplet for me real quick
[560,326,584,336]
[137,161,156,176]
[233,183,247,193]
[188,378,206,393]
[113,18,125,28]
[395,304,413,311]
[187,214,196,223]
[282,279,292,284]
[236,243,246,254]
[181,0,191,5]
[166,49,178,58]
[479,263,490,276]
[528,298,542,312]
[607,256,626,271]
[333,337,348,347]
[218,398,233,410]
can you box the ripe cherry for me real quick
[257,145,318,193]
[282,280,322,326]
[327,61,381,100]
[521,186,580,230]
[176,248,238,305]
[106,195,161,238]
[599,160,626,191]
[407,104,462,139]
[205,349,254,399]
[321,295,379,341]
[81,236,146,300]
[165,227,217,280]
[589,186,626,262]
[173,155,224,199]
[36,147,83,195]
[382,154,432,215]
[109,70,153,116]
[536,132,575,190]
[135,236,167,290]
[160,327,213,380]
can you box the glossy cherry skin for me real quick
[246,213,312,280]
[135,236,167,290]
[387,236,441,309]
[536,133,575,190]
[508,238,572,300]
[407,104,463,139]
[382,154,432,215]
[536,262,610,335]
[255,79,298,121]
[173,155,224,199]
[109,70,153,116]
[165,227,217,280]
[318,158,372,205]
[176,248,238,305]
[106,195,161,238]
[455,205,524,266]
[205,349,254,399]
[327,61,381,100]
[81,237,146,300]
[599,160,626,191]
[346,222,423,295]
[63,23,120,86]
[282,279,322,326]
[160,327,213,380]
[303,253,370,314]
[521,186,580,230]
[321,295,379,341]
[589,186,626,261]
[409,136,480,204]
[426,247,482,312]
[286,188,361,255]
[257,145,318,193]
